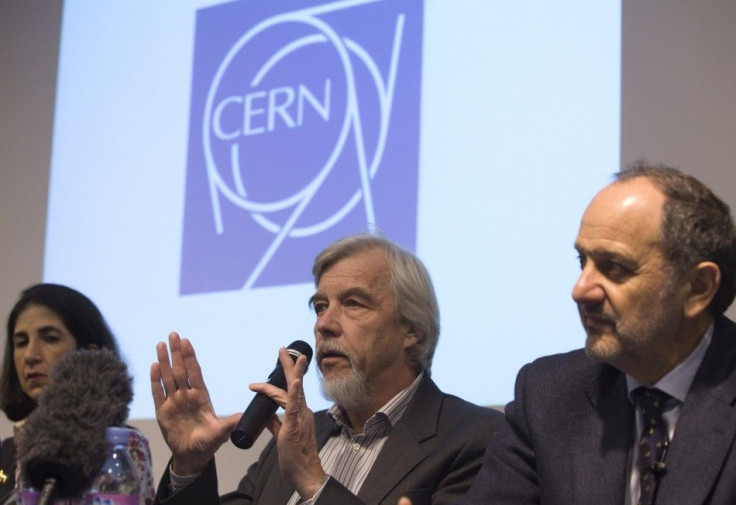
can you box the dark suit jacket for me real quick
[463,315,736,504]
[0,437,16,504]
[156,375,502,505]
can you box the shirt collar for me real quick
[626,322,714,403]
[327,372,424,433]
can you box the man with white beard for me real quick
[151,233,501,505]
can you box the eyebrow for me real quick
[13,325,64,338]
[342,287,375,303]
[308,287,376,307]
[575,245,639,270]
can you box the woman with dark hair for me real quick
[0,283,154,504]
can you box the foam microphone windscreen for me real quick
[17,348,133,498]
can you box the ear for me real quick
[402,327,420,350]
[682,261,720,318]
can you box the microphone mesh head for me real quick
[18,348,133,497]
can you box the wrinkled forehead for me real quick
[315,248,393,295]
[316,245,390,280]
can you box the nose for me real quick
[23,338,43,364]
[572,264,605,305]
[315,305,341,341]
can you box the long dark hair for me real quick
[1,283,119,421]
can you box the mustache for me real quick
[317,341,354,365]
[578,303,615,323]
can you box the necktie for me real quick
[632,387,671,505]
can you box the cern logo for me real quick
[180,0,423,294]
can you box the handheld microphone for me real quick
[230,340,313,449]
[17,348,133,503]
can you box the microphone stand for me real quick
[37,477,58,505]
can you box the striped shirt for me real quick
[287,373,423,505]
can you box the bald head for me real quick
[615,163,736,315]
[580,177,667,255]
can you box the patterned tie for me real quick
[632,387,671,505]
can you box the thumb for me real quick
[398,498,413,505]
[225,412,242,427]
[218,413,243,445]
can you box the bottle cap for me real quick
[105,426,132,445]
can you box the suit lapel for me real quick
[356,375,440,504]
[313,410,342,449]
[571,366,632,504]
[267,458,297,505]
[656,317,736,505]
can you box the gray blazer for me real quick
[156,374,502,505]
[462,315,736,504]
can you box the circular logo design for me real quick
[204,10,397,238]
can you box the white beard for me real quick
[320,367,370,412]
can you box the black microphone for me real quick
[17,348,133,504]
[230,340,313,449]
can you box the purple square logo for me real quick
[180,0,424,294]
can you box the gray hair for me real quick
[312,233,440,373]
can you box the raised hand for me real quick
[397,498,413,505]
[150,332,240,475]
[250,347,327,500]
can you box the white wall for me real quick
[1,0,735,494]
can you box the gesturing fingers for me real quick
[150,361,165,410]
[249,382,288,408]
[179,337,207,391]
[154,333,178,397]
[279,347,309,385]
[285,367,310,420]
[152,332,207,399]
[293,354,308,381]
[282,377,306,439]
[169,332,191,391]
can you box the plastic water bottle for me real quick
[84,427,139,505]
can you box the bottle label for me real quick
[17,490,38,505]
[84,494,138,505]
